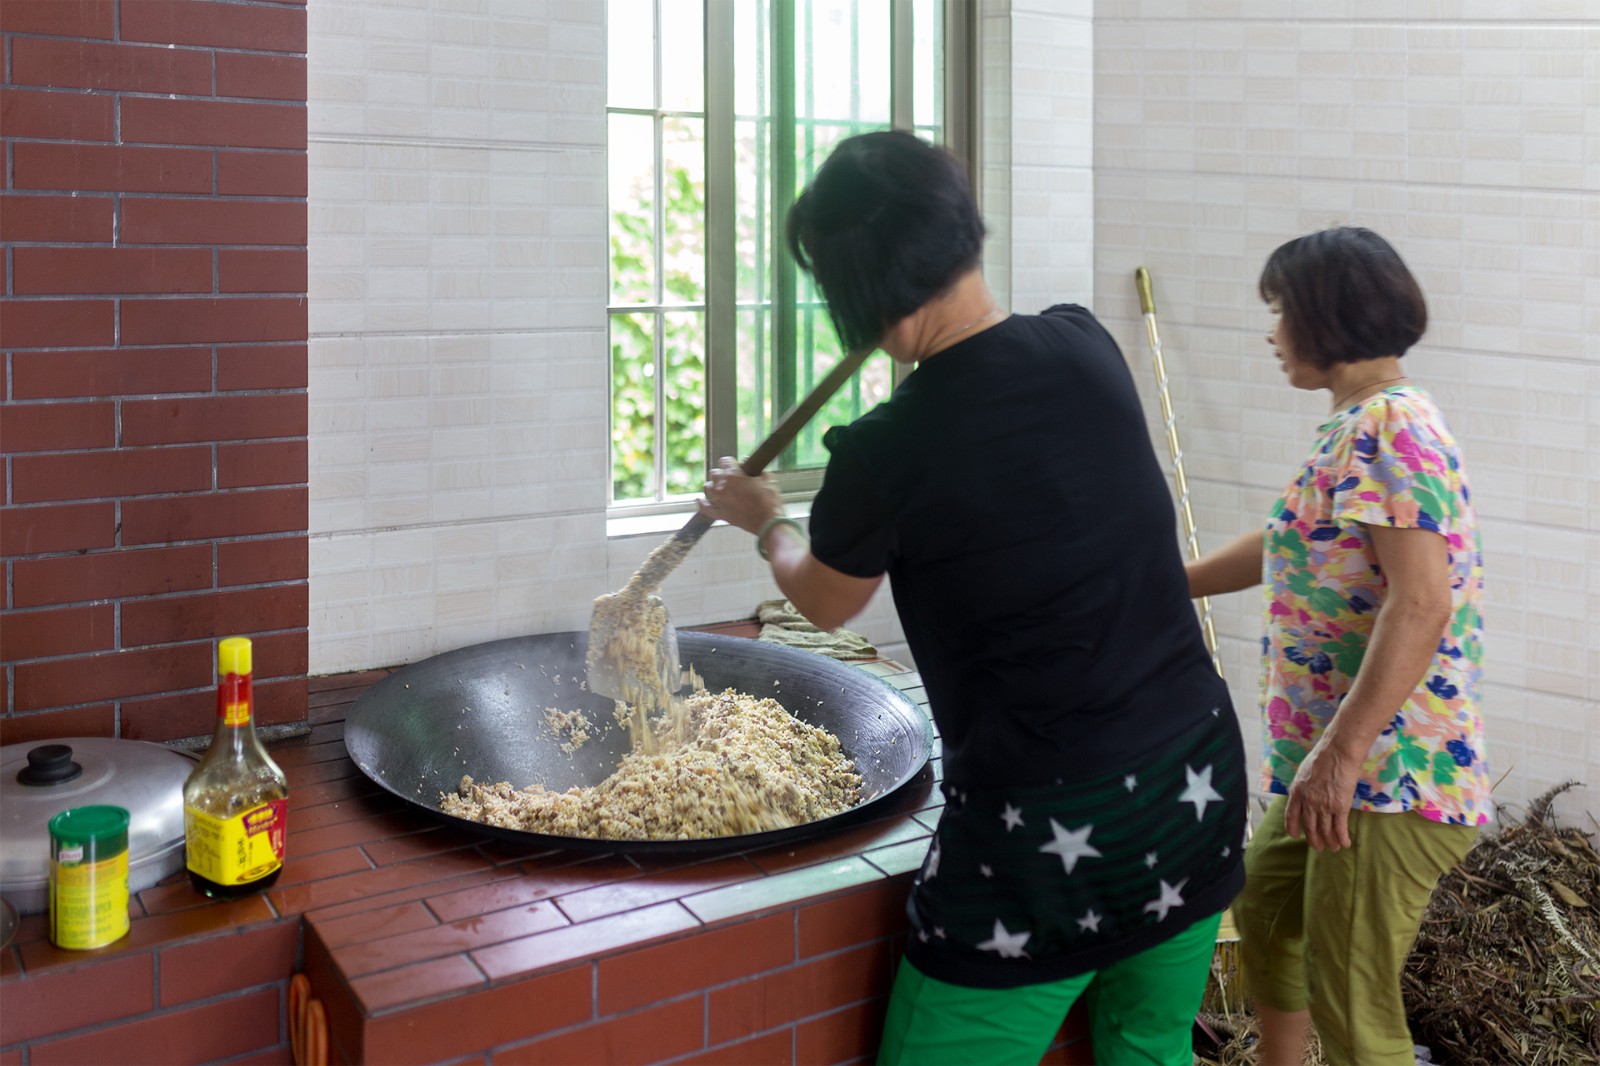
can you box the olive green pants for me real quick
[877,911,1222,1066]
[1234,797,1477,1066]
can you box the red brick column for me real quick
[1,0,310,744]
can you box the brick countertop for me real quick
[1,628,1091,1065]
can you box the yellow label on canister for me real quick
[50,850,130,950]
[184,800,286,885]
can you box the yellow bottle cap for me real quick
[217,637,253,676]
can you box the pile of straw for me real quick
[1194,784,1597,1066]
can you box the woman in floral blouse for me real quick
[1186,227,1488,1066]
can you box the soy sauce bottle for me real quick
[183,637,288,899]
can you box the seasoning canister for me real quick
[48,805,131,950]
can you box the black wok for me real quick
[343,631,933,853]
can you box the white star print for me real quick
[934,926,947,939]
[1179,763,1224,822]
[917,929,930,942]
[1144,877,1189,922]
[1222,846,1230,858]
[1040,819,1102,875]
[1124,774,1138,792]
[975,918,1032,958]
[924,840,941,880]
[1144,851,1159,869]
[1001,803,1025,831]
[1077,909,1102,933]
[979,864,994,878]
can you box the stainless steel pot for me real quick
[344,631,933,853]
[1,738,197,914]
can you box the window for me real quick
[606,0,971,509]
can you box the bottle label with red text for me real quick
[184,799,286,885]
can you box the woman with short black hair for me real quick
[701,129,1247,1065]
[1187,227,1488,1066]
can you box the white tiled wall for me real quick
[1091,0,1600,826]
[308,2,1596,822]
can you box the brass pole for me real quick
[1135,267,1222,678]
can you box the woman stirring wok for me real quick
[700,130,1246,1065]
[1186,227,1489,1066]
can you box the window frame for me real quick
[607,0,977,516]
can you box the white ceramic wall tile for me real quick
[1094,5,1600,821]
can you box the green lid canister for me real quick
[48,805,131,950]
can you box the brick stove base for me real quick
[1,625,1091,1065]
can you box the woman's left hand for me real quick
[1285,739,1361,851]
[698,456,784,536]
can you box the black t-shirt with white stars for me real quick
[808,305,1246,985]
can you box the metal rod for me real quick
[1135,267,1223,678]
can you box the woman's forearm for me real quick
[1186,529,1266,598]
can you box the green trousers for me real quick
[877,910,1222,1066]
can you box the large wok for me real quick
[343,631,933,853]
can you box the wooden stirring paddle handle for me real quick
[633,345,874,590]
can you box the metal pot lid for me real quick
[0,738,196,893]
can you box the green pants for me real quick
[1234,797,1477,1066]
[877,910,1222,1066]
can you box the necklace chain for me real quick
[1332,375,1407,411]
[923,307,1005,358]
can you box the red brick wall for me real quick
[1,0,310,744]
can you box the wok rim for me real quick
[342,632,934,855]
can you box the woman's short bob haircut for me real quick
[786,130,985,354]
[1259,226,1427,370]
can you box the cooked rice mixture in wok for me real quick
[441,686,862,840]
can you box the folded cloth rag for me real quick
[756,599,879,661]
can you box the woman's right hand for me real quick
[1187,529,1267,598]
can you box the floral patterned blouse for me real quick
[1259,385,1490,826]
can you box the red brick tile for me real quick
[13,642,211,710]
[121,487,308,544]
[0,953,152,1043]
[219,152,307,197]
[126,673,306,743]
[123,394,306,446]
[9,347,212,400]
[0,502,116,556]
[348,954,486,1015]
[0,193,113,243]
[285,791,407,836]
[289,810,432,859]
[798,878,913,959]
[473,902,701,983]
[0,401,113,453]
[0,604,114,661]
[273,846,375,891]
[11,143,212,195]
[302,929,361,1065]
[362,827,484,868]
[707,944,891,1045]
[0,298,114,348]
[425,869,576,925]
[693,1030,794,1066]
[306,866,523,927]
[121,197,306,246]
[0,87,114,140]
[598,910,792,1015]
[122,96,306,152]
[220,535,310,585]
[217,52,306,102]
[338,900,569,978]
[122,585,309,647]
[12,247,212,295]
[0,705,114,746]
[309,901,438,950]
[289,773,389,813]
[121,297,308,346]
[29,986,279,1066]
[0,0,114,38]
[794,1000,884,1066]
[120,0,306,54]
[220,248,308,293]
[362,966,590,1065]
[510,854,644,899]
[271,851,493,918]
[219,440,308,489]
[272,736,351,771]
[158,919,299,1006]
[218,343,309,390]
[9,37,213,94]
[279,754,362,790]
[555,856,765,925]
[10,446,211,505]
[498,996,704,1066]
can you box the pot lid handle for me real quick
[17,744,83,787]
